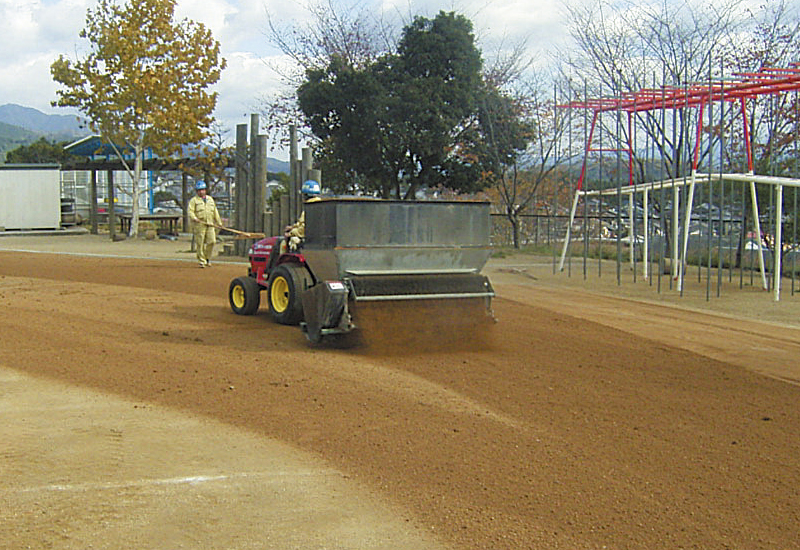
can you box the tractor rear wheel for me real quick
[267,264,311,325]
[229,276,261,315]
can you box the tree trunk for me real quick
[509,214,520,249]
[129,144,143,238]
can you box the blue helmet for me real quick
[301,179,321,196]
[195,180,207,190]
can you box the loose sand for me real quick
[1,233,798,549]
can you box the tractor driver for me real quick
[281,179,321,253]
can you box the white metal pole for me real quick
[748,174,768,290]
[774,183,784,301]
[628,191,635,272]
[558,190,582,272]
[677,171,698,292]
[643,188,649,280]
[672,185,680,279]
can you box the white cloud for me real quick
[0,0,89,114]
[0,0,571,155]
[212,51,286,135]
[0,1,43,58]
[0,0,90,58]
[0,53,67,113]
[477,1,561,37]
[176,0,239,46]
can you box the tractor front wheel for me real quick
[229,276,261,315]
[267,264,310,325]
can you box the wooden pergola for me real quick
[63,136,230,239]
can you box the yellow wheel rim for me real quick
[232,284,246,309]
[271,276,290,313]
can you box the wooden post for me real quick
[280,193,290,231]
[271,199,281,237]
[295,159,303,209]
[255,134,268,233]
[247,115,259,236]
[181,172,189,233]
[89,170,98,235]
[235,123,248,255]
[241,114,259,252]
[309,168,322,188]
[225,173,231,217]
[107,170,116,241]
[263,211,273,237]
[289,124,298,223]
[302,147,312,185]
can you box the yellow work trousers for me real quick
[194,225,217,266]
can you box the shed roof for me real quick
[64,135,132,158]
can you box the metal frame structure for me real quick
[558,64,800,301]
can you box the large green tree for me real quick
[51,0,225,237]
[297,11,521,199]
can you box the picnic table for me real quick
[118,213,181,235]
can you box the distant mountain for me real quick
[0,104,85,139]
[0,104,292,171]
[0,104,87,163]
[0,121,42,163]
[0,120,38,141]
[267,157,290,174]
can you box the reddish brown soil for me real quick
[2,250,799,549]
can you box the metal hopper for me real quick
[299,199,495,341]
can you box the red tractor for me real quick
[227,198,494,343]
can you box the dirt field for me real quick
[1,234,799,549]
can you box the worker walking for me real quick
[188,180,222,268]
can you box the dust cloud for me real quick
[343,298,497,355]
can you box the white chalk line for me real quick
[11,470,339,494]
[0,247,248,265]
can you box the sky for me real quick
[0,0,569,158]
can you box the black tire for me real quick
[229,276,261,315]
[267,264,311,325]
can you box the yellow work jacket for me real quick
[188,195,221,230]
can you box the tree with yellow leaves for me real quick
[51,0,225,237]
